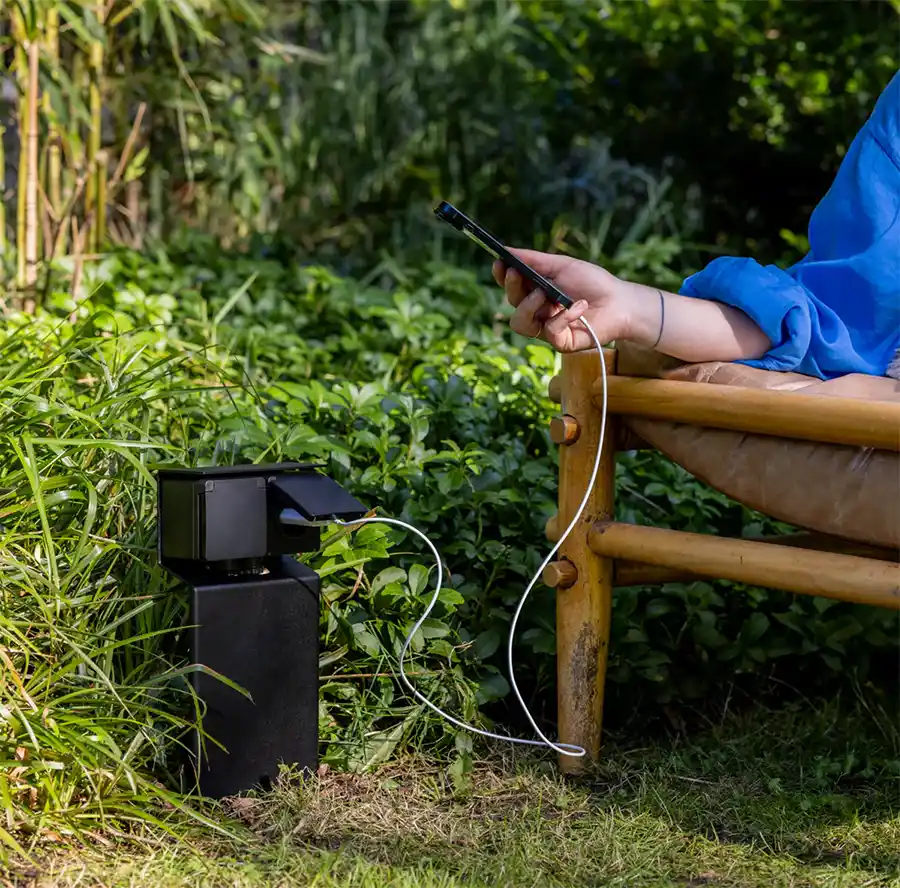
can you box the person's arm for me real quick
[616,279,771,363]
[495,252,771,362]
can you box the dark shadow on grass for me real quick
[583,696,900,878]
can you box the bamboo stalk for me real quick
[595,376,900,452]
[69,217,86,315]
[126,179,142,247]
[109,103,146,190]
[59,51,87,258]
[0,124,6,255]
[13,19,27,292]
[588,522,900,609]
[45,6,61,222]
[85,2,106,251]
[23,38,40,304]
[96,150,108,251]
[52,171,88,260]
[39,182,53,255]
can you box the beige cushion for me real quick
[616,343,900,550]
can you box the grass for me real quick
[9,697,899,888]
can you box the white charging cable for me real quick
[336,315,607,756]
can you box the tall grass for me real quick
[0,314,230,850]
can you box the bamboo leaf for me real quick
[56,2,106,46]
[213,271,257,327]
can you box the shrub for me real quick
[145,0,898,267]
[79,243,900,712]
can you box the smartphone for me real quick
[433,201,573,309]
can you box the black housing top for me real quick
[156,463,367,574]
[155,461,319,478]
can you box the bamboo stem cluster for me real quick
[0,0,164,309]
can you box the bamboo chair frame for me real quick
[544,349,900,774]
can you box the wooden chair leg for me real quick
[552,349,617,773]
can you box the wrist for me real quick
[612,279,663,346]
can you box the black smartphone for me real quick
[433,201,573,309]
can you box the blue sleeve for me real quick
[679,70,900,381]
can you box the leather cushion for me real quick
[615,343,900,550]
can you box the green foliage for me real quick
[145,243,900,703]
[140,0,897,268]
[0,296,473,842]
[2,238,898,841]
[6,0,893,280]
[138,0,697,272]
[1,0,897,856]
[55,243,900,704]
[517,0,899,258]
[0,320,215,846]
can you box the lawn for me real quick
[13,699,899,888]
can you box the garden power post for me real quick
[546,349,617,774]
[156,463,366,799]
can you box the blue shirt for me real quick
[680,70,900,380]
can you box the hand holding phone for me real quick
[434,200,634,353]
[433,201,574,309]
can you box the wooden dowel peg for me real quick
[550,414,581,445]
[545,514,560,542]
[543,560,578,589]
[548,375,562,404]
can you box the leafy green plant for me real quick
[129,0,898,270]
[2,241,897,848]
[81,242,900,718]
[516,0,899,261]
[5,0,894,288]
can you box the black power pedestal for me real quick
[156,462,366,798]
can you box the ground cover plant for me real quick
[1,245,897,863]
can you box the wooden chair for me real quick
[543,344,900,772]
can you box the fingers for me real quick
[542,299,588,339]
[509,289,548,338]
[509,288,569,338]
[506,248,568,279]
[503,268,529,308]
[494,249,570,301]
